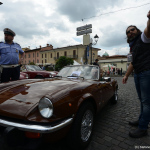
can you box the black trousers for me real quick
[1,66,20,83]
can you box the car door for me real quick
[96,79,114,108]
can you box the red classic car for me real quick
[0,65,118,150]
[21,65,56,79]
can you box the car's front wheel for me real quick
[111,88,118,104]
[67,102,95,150]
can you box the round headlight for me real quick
[38,97,53,118]
[25,74,29,79]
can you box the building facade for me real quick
[22,44,101,65]
[98,55,128,72]
[22,47,41,65]
[40,44,101,65]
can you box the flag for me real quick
[80,57,83,65]
[111,66,113,72]
[87,46,89,59]
[108,64,111,71]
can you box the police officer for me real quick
[0,28,25,83]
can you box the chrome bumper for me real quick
[0,118,73,133]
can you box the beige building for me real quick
[98,55,128,73]
[40,44,101,65]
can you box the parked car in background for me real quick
[0,65,118,150]
[21,65,57,79]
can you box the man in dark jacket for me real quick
[122,10,150,138]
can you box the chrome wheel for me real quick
[67,102,94,150]
[115,89,118,101]
[111,88,118,104]
[81,110,93,142]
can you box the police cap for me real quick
[3,28,16,37]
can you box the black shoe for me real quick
[129,120,139,126]
[129,128,148,138]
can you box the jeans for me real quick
[134,70,150,130]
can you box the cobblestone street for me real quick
[88,77,150,150]
[0,77,150,150]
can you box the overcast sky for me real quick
[0,0,150,56]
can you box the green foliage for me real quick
[55,56,73,71]
[29,62,35,65]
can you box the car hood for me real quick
[0,78,83,119]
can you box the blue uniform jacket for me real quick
[0,42,24,65]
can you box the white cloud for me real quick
[98,46,129,56]
[0,0,149,56]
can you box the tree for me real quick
[55,56,73,71]
[29,62,35,65]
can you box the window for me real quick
[33,60,34,63]
[33,53,34,58]
[45,54,47,58]
[51,53,52,58]
[25,55,26,59]
[57,52,59,59]
[45,59,47,63]
[73,50,76,57]
[37,59,39,63]
[64,51,67,57]
[37,53,39,57]
[28,54,30,58]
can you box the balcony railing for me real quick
[67,55,78,59]
[54,55,78,60]
[54,57,59,60]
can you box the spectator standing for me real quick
[42,65,46,70]
[93,59,99,66]
[122,11,150,138]
[93,59,103,79]
[0,28,24,83]
[121,68,122,76]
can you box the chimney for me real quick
[39,45,41,48]
[47,44,49,47]
[50,44,53,49]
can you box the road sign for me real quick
[77,24,92,31]
[76,24,92,36]
[76,29,92,36]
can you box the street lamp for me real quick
[90,34,99,64]
[0,2,3,5]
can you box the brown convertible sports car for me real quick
[0,65,118,150]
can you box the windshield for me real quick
[57,65,99,80]
[25,65,42,71]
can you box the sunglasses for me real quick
[126,28,135,34]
